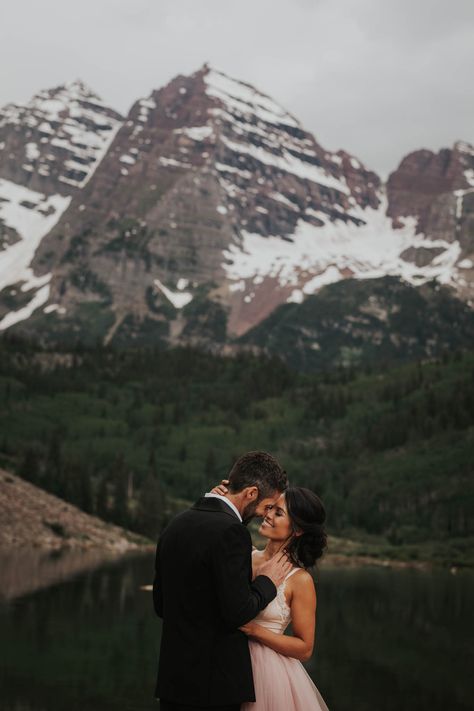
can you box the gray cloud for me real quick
[1,0,473,176]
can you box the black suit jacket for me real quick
[153,496,277,706]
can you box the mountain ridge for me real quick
[0,65,472,358]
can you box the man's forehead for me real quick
[266,491,283,504]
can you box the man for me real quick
[153,451,290,711]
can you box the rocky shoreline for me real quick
[0,469,152,552]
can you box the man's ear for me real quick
[245,486,258,500]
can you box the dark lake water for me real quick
[0,552,472,711]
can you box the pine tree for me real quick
[137,472,166,539]
[204,448,217,479]
[112,455,129,527]
[79,474,94,513]
[96,475,109,519]
[19,447,40,484]
[45,431,64,495]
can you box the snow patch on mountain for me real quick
[44,303,66,315]
[159,157,192,169]
[154,278,193,308]
[174,126,213,141]
[0,179,71,290]
[0,178,71,329]
[464,169,474,187]
[120,154,136,165]
[219,134,350,195]
[222,197,464,296]
[0,282,51,331]
[204,68,298,129]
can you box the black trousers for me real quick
[159,702,240,711]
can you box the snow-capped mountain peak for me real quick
[0,80,123,194]
[0,66,472,346]
[203,66,300,129]
[0,80,124,331]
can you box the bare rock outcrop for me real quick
[0,469,150,551]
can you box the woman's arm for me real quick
[240,570,316,662]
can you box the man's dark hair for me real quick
[228,451,288,500]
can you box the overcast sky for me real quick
[1,0,473,176]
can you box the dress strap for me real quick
[284,567,300,581]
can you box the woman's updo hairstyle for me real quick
[284,487,327,568]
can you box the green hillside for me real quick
[0,335,473,564]
[241,276,474,372]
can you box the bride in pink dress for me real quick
[214,483,329,711]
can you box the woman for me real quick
[211,482,329,711]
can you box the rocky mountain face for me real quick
[0,81,123,332]
[386,141,474,300]
[0,65,472,362]
[0,80,123,194]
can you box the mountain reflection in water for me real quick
[0,552,472,711]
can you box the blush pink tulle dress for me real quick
[242,566,329,711]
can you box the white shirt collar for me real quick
[204,493,242,522]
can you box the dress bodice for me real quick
[253,553,300,634]
[242,554,329,711]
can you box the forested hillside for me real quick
[0,335,472,563]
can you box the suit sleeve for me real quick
[211,523,276,629]
[152,537,163,618]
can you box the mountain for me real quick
[0,65,472,360]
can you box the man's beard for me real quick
[241,499,260,525]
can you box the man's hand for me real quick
[257,553,293,588]
[210,479,229,496]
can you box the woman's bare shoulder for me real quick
[289,568,315,591]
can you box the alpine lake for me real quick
[0,550,472,711]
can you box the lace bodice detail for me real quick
[253,554,300,634]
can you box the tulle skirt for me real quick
[242,640,329,711]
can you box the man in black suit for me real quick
[153,451,290,711]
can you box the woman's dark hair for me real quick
[284,487,327,568]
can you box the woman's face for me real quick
[259,493,293,542]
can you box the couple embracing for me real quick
[153,451,329,711]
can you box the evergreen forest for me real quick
[0,335,472,565]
